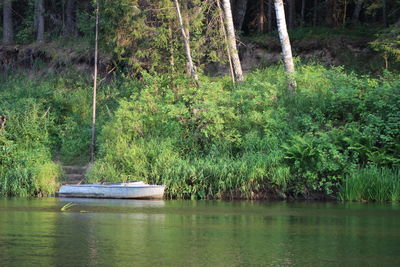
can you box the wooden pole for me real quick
[91,1,99,162]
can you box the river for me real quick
[0,198,399,266]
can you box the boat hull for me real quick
[58,184,165,199]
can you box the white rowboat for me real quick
[58,182,165,199]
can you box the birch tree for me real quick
[274,0,296,90]
[222,0,244,82]
[173,0,199,83]
[216,0,235,83]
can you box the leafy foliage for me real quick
[371,22,400,65]
[88,64,400,200]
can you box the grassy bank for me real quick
[87,64,400,200]
[0,64,399,200]
[0,70,125,196]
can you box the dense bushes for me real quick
[0,98,61,196]
[0,69,136,196]
[1,64,399,200]
[88,64,400,200]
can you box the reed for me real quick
[339,167,400,202]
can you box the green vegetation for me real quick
[340,167,400,202]
[0,93,60,197]
[84,64,400,200]
[0,70,124,196]
[1,63,399,200]
[1,0,399,201]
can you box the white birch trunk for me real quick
[216,0,235,84]
[222,0,244,82]
[274,0,296,90]
[173,0,199,82]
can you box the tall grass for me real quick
[339,167,400,202]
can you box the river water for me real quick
[0,198,399,266]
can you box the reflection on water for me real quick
[0,199,399,266]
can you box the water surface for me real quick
[0,198,399,266]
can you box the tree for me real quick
[3,0,14,44]
[288,0,295,29]
[258,0,266,33]
[216,0,235,83]
[382,0,387,27]
[173,0,199,82]
[65,0,76,36]
[352,0,364,24]
[313,0,318,26]
[301,0,306,26]
[223,0,244,82]
[268,0,273,32]
[274,0,296,90]
[35,0,45,42]
[370,19,400,69]
[234,0,248,31]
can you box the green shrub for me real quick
[0,99,62,197]
[88,64,400,200]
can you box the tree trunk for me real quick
[223,0,244,82]
[325,0,335,27]
[301,0,306,26]
[288,0,295,30]
[268,0,273,32]
[35,0,45,42]
[351,0,363,24]
[342,0,347,26]
[3,0,14,44]
[382,0,387,27]
[313,0,318,26]
[91,1,99,162]
[258,0,265,33]
[65,0,76,36]
[217,0,235,83]
[168,24,175,72]
[182,1,190,40]
[274,0,296,90]
[234,0,248,31]
[173,0,199,82]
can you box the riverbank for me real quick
[1,63,399,201]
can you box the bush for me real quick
[0,99,61,197]
[88,64,400,200]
